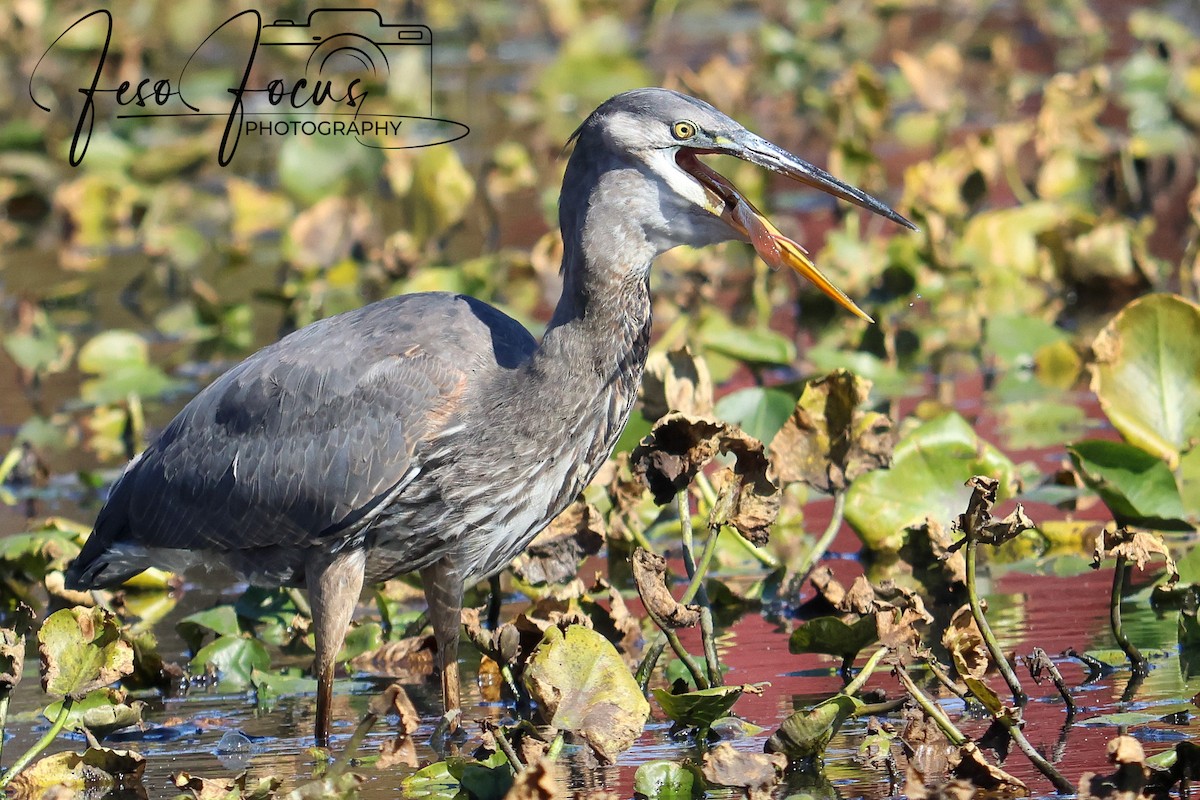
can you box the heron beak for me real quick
[677,133,916,324]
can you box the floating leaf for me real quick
[40,607,134,700]
[173,770,281,799]
[524,624,649,763]
[1090,294,1200,468]
[765,694,863,761]
[44,687,144,739]
[652,684,761,734]
[634,759,697,800]
[1068,440,1190,529]
[845,413,1017,551]
[788,616,878,660]
[177,605,242,653]
[77,330,149,374]
[4,747,145,797]
[190,635,270,688]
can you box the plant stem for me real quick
[845,646,887,696]
[794,491,846,581]
[892,667,967,747]
[695,472,778,569]
[0,697,73,789]
[699,607,722,687]
[925,658,971,703]
[992,708,1074,794]
[964,537,1027,705]
[664,630,708,689]
[1110,555,1147,676]
[0,690,9,769]
[635,638,668,690]
[679,490,722,686]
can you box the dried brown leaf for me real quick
[810,568,847,607]
[957,476,1035,546]
[942,604,989,682]
[700,742,787,800]
[350,634,434,680]
[0,602,34,690]
[708,464,779,544]
[1077,736,1151,800]
[631,548,700,629]
[368,682,420,735]
[174,769,280,799]
[1093,527,1179,585]
[768,370,894,492]
[631,414,776,528]
[503,757,562,800]
[949,741,1028,794]
[378,733,418,770]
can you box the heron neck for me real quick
[540,166,658,390]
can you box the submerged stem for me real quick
[0,690,9,769]
[1110,555,1147,676]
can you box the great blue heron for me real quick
[66,88,914,746]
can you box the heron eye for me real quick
[672,120,697,140]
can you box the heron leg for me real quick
[306,546,367,748]
[420,558,464,731]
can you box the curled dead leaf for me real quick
[701,742,787,800]
[368,682,420,736]
[708,464,779,544]
[1092,526,1179,586]
[955,476,1035,547]
[503,756,562,800]
[631,414,776,524]
[768,370,894,492]
[0,602,34,690]
[942,603,989,682]
[631,548,700,629]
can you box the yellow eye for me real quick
[672,120,697,140]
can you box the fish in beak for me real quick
[677,132,916,323]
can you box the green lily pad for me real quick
[77,330,149,374]
[652,684,759,734]
[402,752,511,800]
[177,605,242,653]
[190,635,270,688]
[716,387,796,445]
[44,688,144,739]
[1090,293,1200,468]
[634,760,698,799]
[845,412,1017,551]
[788,616,878,660]
[39,607,134,700]
[765,694,863,761]
[524,624,649,763]
[698,317,796,366]
[1068,440,1190,529]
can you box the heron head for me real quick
[570,88,916,321]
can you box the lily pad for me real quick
[1090,293,1200,468]
[765,694,863,761]
[44,687,144,739]
[40,607,134,700]
[634,759,698,800]
[177,605,243,653]
[190,635,270,688]
[788,616,878,660]
[652,684,760,734]
[524,624,649,763]
[1068,440,1190,529]
[716,386,795,445]
[3,747,145,797]
[845,412,1018,551]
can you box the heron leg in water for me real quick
[421,558,463,734]
[306,546,367,748]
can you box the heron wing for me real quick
[71,292,536,585]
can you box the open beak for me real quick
[677,132,916,323]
